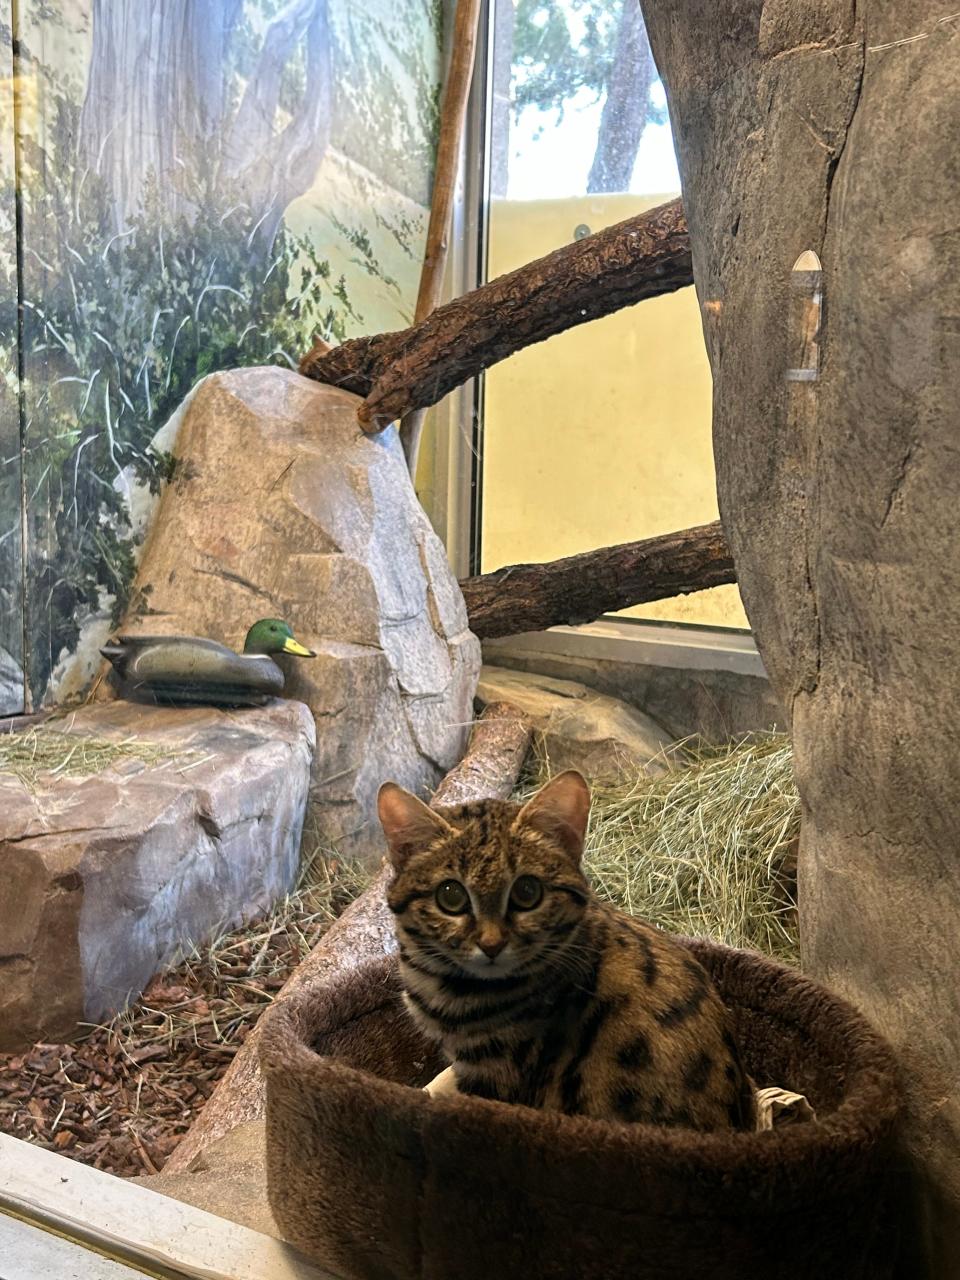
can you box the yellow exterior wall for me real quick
[481,194,748,629]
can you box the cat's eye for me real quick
[509,875,543,911]
[435,879,470,914]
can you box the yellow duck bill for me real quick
[282,636,316,657]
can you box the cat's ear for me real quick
[513,770,591,863]
[378,783,454,869]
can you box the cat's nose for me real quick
[478,935,507,959]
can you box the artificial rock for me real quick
[138,1121,276,1237]
[0,699,314,1050]
[476,665,674,783]
[116,367,480,861]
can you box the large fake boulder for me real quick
[120,368,480,861]
[639,1,960,1270]
[0,699,314,1050]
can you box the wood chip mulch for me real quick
[0,880,357,1177]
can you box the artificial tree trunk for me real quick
[638,2,960,1272]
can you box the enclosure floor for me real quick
[0,867,359,1177]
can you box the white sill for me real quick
[0,1133,335,1280]
[483,618,766,679]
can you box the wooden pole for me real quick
[399,0,484,476]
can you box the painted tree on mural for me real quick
[78,0,332,250]
[497,0,660,196]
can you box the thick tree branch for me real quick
[300,196,692,430]
[460,521,735,639]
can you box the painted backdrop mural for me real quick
[0,0,442,709]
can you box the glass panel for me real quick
[481,0,747,630]
[10,0,442,707]
[0,5,25,714]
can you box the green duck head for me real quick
[243,619,316,658]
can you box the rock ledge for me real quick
[0,698,314,1050]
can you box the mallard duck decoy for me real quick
[100,618,316,707]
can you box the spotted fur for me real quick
[378,771,755,1131]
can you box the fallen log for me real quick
[162,701,532,1174]
[460,520,735,639]
[428,701,531,807]
[300,196,691,431]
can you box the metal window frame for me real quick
[484,618,765,679]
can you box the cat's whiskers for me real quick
[535,931,597,983]
[401,942,452,971]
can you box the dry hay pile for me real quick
[0,731,796,1176]
[580,732,799,964]
[0,723,192,786]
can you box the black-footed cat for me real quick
[379,770,755,1131]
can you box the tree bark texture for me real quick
[299,196,692,430]
[460,520,733,639]
[162,702,532,1175]
[639,1,960,1272]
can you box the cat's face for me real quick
[380,772,591,979]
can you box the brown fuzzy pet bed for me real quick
[259,942,901,1280]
